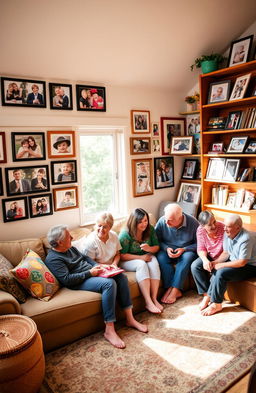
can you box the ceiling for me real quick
[0,0,256,92]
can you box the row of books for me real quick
[211,185,255,211]
[237,167,256,182]
[240,107,256,129]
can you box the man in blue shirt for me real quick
[201,214,256,316]
[155,203,199,304]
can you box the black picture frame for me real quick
[208,80,231,104]
[51,160,77,185]
[1,77,46,108]
[76,85,106,111]
[226,136,248,153]
[181,159,199,180]
[227,35,254,67]
[0,168,3,196]
[154,156,174,189]
[244,139,256,154]
[2,196,29,223]
[11,132,46,162]
[28,193,53,218]
[225,111,242,130]
[49,83,73,110]
[5,165,50,197]
[0,132,7,163]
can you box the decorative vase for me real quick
[201,60,218,74]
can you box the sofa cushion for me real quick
[0,253,27,303]
[0,238,46,266]
[10,249,60,301]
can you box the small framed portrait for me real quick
[0,168,3,196]
[132,158,153,197]
[226,136,248,153]
[206,158,226,180]
[47,131,76,159]
[1,77,46,107]
[5,165,50,197]
[28,193,53,218]
[154,157,174,189]
[229,73,251,101]
[130,137,151,154]
[131,110,150,134]
[209,142,224,153]
[11,132,46,162]
[151,138,161,154]
[51,160,77,185]
[227,35,254,67]
[76,85,106,111]
[186,114,200,135]
[181,159,199,179]
[171,136,193,154]
[193,133,201,154]
[222,159,240,182]
[177,182,201,205]
[151,122,159,136]
[53,186,78,211]
[245,139,256,153]
[160,117,185,155]
[225,111,242,130]
[0,132,7,163]
[49,83,73,110]
[2,197,28,223]
[208,80,231,104]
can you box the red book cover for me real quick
[98,265,125,278]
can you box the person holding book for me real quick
[45,224,148,349]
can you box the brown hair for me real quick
[126,208,150,241]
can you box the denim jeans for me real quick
[191,257,211,295]
[157,250,197,290]
[74,273,132,322]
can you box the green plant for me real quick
[190,53,226,71]
[185,92,200,104]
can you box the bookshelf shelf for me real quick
[179,110,200,115]
[204,203,256,214]
[205,128,256,135]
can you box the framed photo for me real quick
[76,85,106,111]
[154,157,174,189]
[130,137,151,154]
[47,131,76,159]
[186,114,200,135]
[226,136,248,153]
[28,193,53,218]
[245,139,256,153]
[181,159,198,179]
[225,111,242,130]
[171,136,193,154]
[208,80,231,104]
[151,122,159,136]
[2,197,28,223]
[160,117,185,155]
[193,133,201,154]
[49,83,73,110]
[177,182,201,205]
[1,77,46,107]
[132,158,153,197]
[0,132,7,163]
[227,35,254,67]
[131,110,150,134]
[206,158,226,180]
[53,186,78,211]
[0,168,3,196]
[5,165,50,197]
[222,159,240,181]
[51,160,77,185]
[209,142,224,153]
[229,73,251,101]
[151,138,161,154]
[11,132,46,161]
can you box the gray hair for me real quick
[225,214,243,228]
[95,212,114,228]
[164,203,182,217]
[47,224,68,248]
[198,210,214,226]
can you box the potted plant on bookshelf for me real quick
[190,53,226,74]
[185,92,200,111]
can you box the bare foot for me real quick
[201,303,222,316]
[145,302,161,313]
[126,319,148,333]
[104,330,126,349]
[153,299,164,312]
[199,295,210,311]
[161,287,172,303]
[164,288,182,304]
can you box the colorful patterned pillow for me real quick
[0,253,27,303]
[10,249,60,301]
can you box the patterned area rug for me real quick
[41,291,256,393]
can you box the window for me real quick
[79,127,126,224]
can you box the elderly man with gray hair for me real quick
[193,214,256,316]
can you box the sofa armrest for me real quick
[0,289,21,315]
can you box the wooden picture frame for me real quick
[181,159,199,179]
[226,136,248,153]
[132,158,153,197]
[130,137,151,154]
[28,193,53,218]
[0,168,3,196]
[1,77,46,107]
[5,165,50,196]
[154,157,174,189]
[151,138,161,155]
[222,159,240,181]
[131,110,150,134]
[206,158,226,180]
[227,35,254,67]
[170,136,193,154]
[208,80,231,104]
[160,117,185,155]
[47,130,76,159]
[49,83,73,110]
[0,132,7,163]
[229,73,251,101]
[2,196,28,222]
[11,132,46,161]
[76,85,106,111]
[51,160,77,185]
[177,182,201,205]
[53,186,78,211]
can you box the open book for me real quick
[98,265,125,278]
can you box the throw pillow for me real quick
[0,253,27,303]
[10,249,60,301]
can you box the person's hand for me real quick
[167,247,184,258]
[214,263,224,271]
[141,253,152,262]
[173,248,185,257]
[140,243,151,252]
[203,260,213,272]
[90,265,104,276]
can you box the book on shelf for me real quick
[211,184,228,206]
[234,188,245,208]
[241,190,255,211]
[226,193,236,208]
[240,107,256,129]
[239,167,254,182]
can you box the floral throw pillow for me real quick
[10,249,60,301]
[0,253,27,303]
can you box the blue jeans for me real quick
[74,273,132,322]
[191,257,211,295]
[157,250,197,290]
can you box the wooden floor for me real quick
[225,372,250,393]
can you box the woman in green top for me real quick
[119,208,163,313]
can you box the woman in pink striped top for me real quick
[191,210,225,311]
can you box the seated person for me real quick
[191,211,225,311]
[45,225,147,349]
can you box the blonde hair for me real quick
[95,212,114,229]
